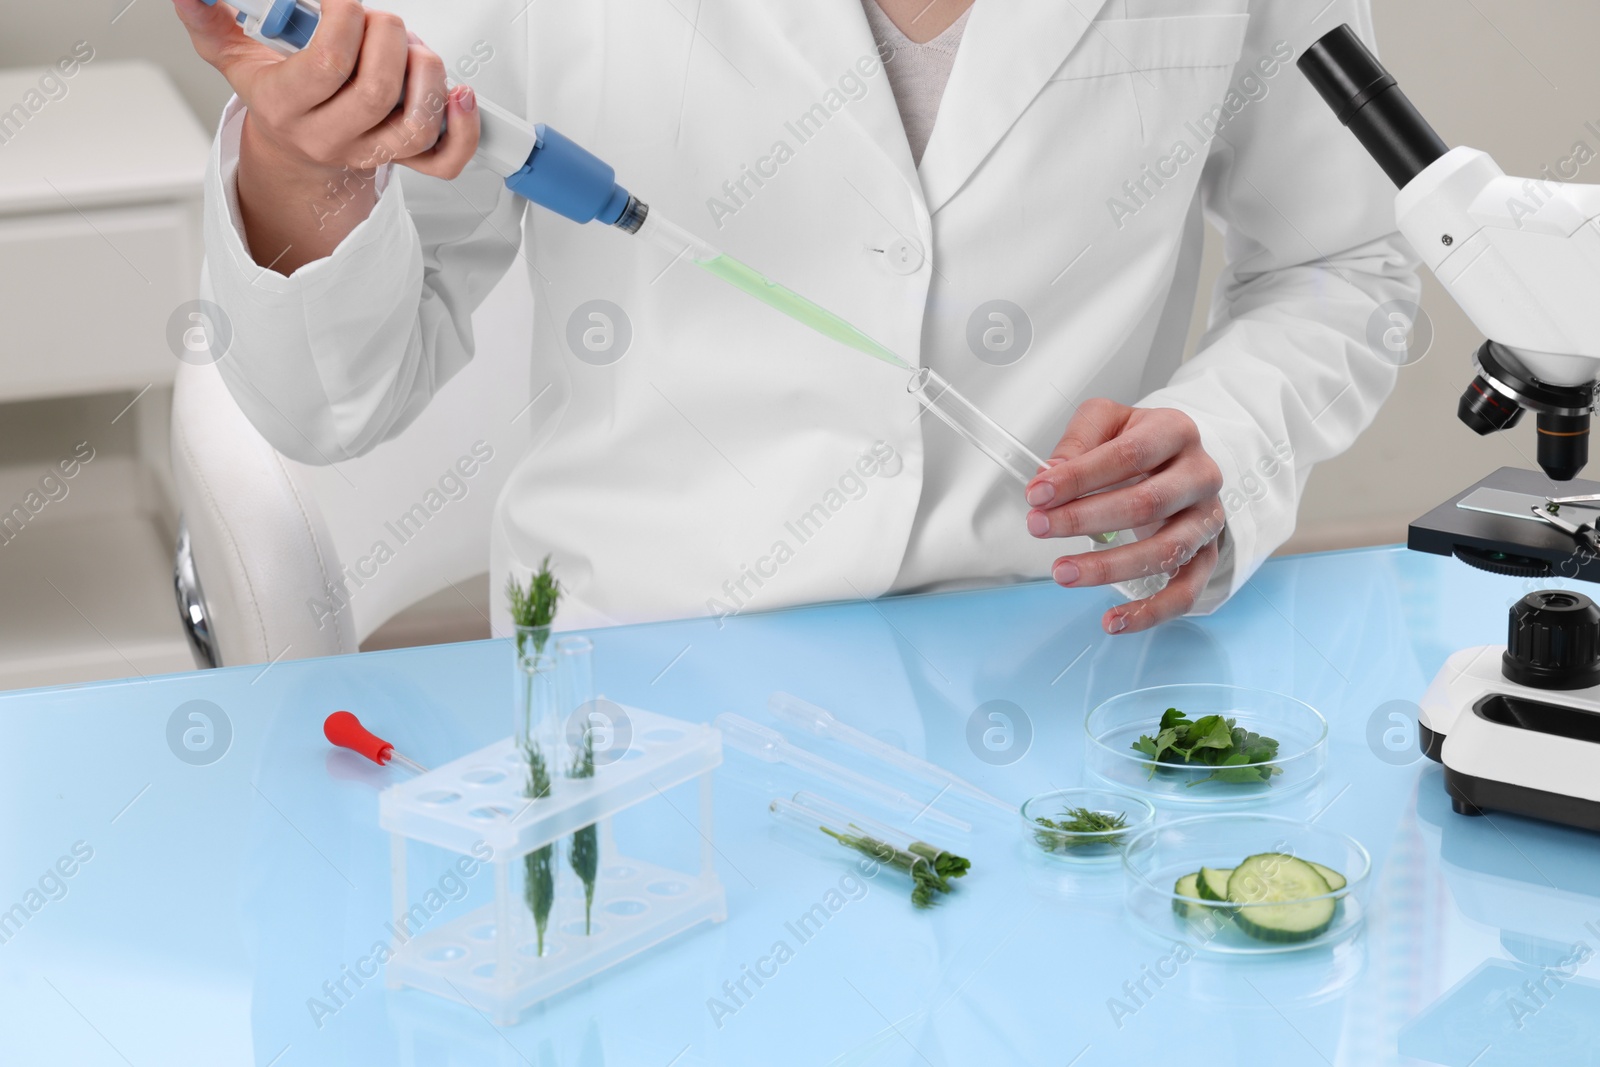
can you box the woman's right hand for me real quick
[173,0,481,272]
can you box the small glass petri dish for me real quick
[1122,813,1371,955]
[1020,787,1156,864]
[1084,684,1327,804]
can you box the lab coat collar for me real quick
[918,0,1114,214]
[762,0,926,206]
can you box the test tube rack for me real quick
[378,705,724,1025]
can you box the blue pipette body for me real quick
[197,0,646,230]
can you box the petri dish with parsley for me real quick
[1084,684,1327,805]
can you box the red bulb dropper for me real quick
[323,711,428,775]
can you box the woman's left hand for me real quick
[1024,399,1226,635]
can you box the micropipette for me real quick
[714,712,971,832]
[766,692,1016,813]
[324,711,429,774]
[200,0,649,232]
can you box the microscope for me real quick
[1300,28,1600,832]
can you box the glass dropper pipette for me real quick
[767,692,1016,813]
[714,713,971,832]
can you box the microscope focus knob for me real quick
[1503,590,1600,690]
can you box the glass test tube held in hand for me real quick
[906,367,1052,489]
[908,368,1166,597]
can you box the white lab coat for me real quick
[199,0,1418,632]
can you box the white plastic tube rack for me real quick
[378,704,725,1024]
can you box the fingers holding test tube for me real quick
[1024,399,1225,634]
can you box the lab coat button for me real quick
[881,237,925,275]
[864,440,903,478]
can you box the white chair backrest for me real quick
[171,264,533,666]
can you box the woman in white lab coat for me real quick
[174,0,1417,634]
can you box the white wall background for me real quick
[1273,0,1600,550]
[5,0,1599,556]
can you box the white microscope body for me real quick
[1398,146,1600,385]
[1418,637,1600,827]
[1396,139,1600,828]
[1302,27,1600,829]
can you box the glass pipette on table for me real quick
[714,713,971,833]
[767,692,1016,813]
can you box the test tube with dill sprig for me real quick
[769,794,972,909]
[522,742,556,955]
[557,636,600,935]
[508,556,561,749]
[509,557,564,951]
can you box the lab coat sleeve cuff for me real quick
[206,94,402,292]
[1130,395,1256,616]
[200,94,431,462]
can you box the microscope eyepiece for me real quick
[1297,25,1449,188]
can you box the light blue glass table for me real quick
[2,545,1596,1066]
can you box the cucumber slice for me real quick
[1172,871,1232,930]
[1310,862,1347,893]
[1226,853,1336,943]
[1197,866,1233,902]
[1173,872,1203,918]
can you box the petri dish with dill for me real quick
[1021,787,1155,863]
[1084,684,1327,805]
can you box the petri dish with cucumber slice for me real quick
[1122,813,1371,954]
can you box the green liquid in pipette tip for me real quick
[696,254,909,369]
[694,247,1103,527]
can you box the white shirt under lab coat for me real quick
[199,0,1419,632]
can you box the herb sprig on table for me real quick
[1131,707,1282,786]
[1033,806,1130,852]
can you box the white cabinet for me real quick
[0,60,209,401]
[0,59,211,690]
